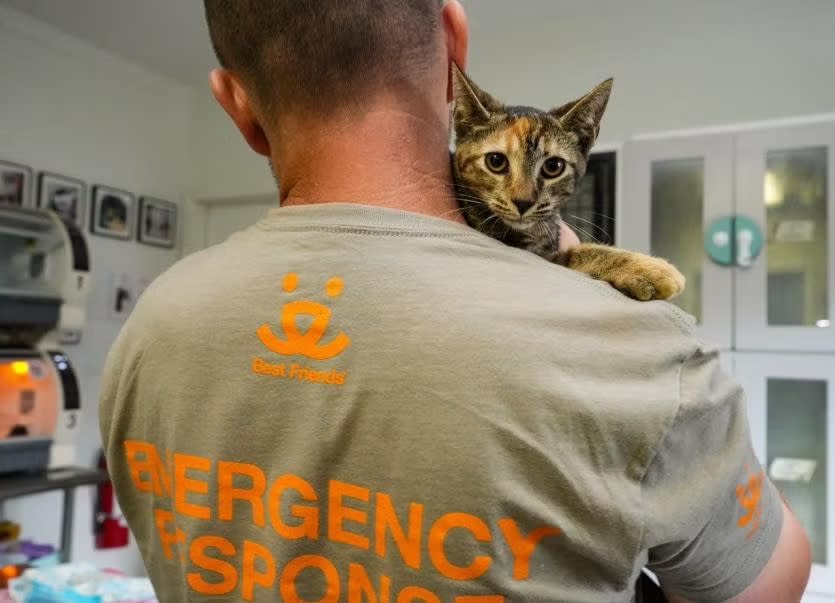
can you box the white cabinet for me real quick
[622,134,735,348]
[623,116,835,598]
[736,352,835,599]
[621,118,835,352]
[735,123,835,352]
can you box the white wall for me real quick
[181,93,277,254]
[189,93,275,202]
[0,5,191,575]
[184,0,835,242]
[465,0,835,142]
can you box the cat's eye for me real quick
[541,157,567,179]
[485,152,509,174]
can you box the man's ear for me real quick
[209,69,271,157]
[443,0,469,103]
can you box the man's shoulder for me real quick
[137,230,702,375]
[138,238,246,314]
[475,242,698,344]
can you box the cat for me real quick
[451,65,684,302]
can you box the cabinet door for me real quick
[736,352,835,596]
[622,135,734,349]
[735,121,835,352]
[719,351,734,375]
[565,151,617,245]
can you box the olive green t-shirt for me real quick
[99,204,781,602]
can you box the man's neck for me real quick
[271,107,464,224]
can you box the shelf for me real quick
[0,466,107,562]
[0,467,106,502]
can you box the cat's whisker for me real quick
[454,183,491,195]
[531,211,555,220]
[478,214,502,231]
[483,217,501,231]
[566,214,612,242]
[567,213,608,231]
[569,222,603,245]
[453,191,491,203]
[532,222,546,246]
[437,206,471,219]
[537,222,558,253]
[450,195,485,206]
[568,210,616,223]
[548,225,559,251]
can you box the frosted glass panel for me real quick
[767,378,827,564]
[765,147,829,327]
[651,158,704,321]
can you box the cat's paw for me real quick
[605,255,686,301]
[563,244,686,302]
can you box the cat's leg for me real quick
[558,244,685,301]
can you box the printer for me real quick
[0,206,90,473]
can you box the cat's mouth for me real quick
[464,197,558,232]
[498,210,560,232]
[501,215,538,231]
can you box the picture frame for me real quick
[0,160,34,208]
[37,172,86,227]
[90,185,135,240]
[137,196,177,248]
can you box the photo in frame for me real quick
[0,160,33,207]
[91,185,135,240]
[37,172,86,226]
[137,197,177,248]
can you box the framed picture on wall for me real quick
[0,160,33,208]
[137,197,177,248]
[37,172,86,227]
[90,185,135,240]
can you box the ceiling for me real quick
[0,0,574,90]
[0,0,218,87]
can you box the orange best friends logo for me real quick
[736,466,765,539]
[253,274,350,386]
[258,273,351,360]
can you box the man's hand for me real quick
[559,222,581,253]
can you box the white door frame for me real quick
[184,192,278,256]
[621,134,736,349]
[734,120,835,353]
[736,352,835,597]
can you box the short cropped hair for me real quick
[204,0,442,117]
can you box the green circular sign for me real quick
[705,217,734,266]
[705,216,764,268]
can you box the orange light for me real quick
[11,362,29,376]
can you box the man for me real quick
[99,1,811,601]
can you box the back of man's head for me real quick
[204,0,442,118]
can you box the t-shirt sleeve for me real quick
[642,346,783,602]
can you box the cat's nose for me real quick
[512,200,535,216]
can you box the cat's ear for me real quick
[452,63,503,136]
[552,78,613,156]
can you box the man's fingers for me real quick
[559,222,581,252]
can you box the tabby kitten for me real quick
[452,66,684,301]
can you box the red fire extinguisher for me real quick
[95,450,130,549]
